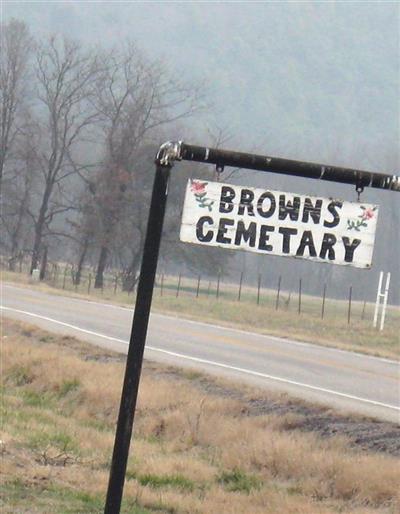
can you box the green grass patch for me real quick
[1,478,151,514]
[22,389,55,408]
[217,468,262,494]
[127,471,195,492]
[58,378,80,397]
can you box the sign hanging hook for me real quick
[356,174,364,202]
[215,163,224,182]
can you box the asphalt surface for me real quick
[2,283,399,423]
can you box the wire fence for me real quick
[2,256,398,330]
[154,270,379,324]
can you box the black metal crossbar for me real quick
[178,142,400,191]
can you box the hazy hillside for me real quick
[4,2,398,169]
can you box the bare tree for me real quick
[29,36,101,274]
[0,19,32,194]
[1,119,38,270]
[90,44,204,288]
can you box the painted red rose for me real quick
[190,180,207,194]
[362,208,375,220]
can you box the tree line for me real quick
[1,19,231,290]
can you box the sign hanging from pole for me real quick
[180,179,379,268]
[104,140,398,514]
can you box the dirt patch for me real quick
[144,362,400,457]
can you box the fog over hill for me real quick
[3,1,399,303]
[4,2,398,167]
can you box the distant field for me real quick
[1,318,399,514]
[2,268,399,359]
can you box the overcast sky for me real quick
[2,1,399,171]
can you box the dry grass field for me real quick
[1,318,399,513]
[2,268,400,359]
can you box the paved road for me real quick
[2,283,399,422]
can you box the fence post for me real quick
[361,300,366,320]
[160,273,164,297]
[275,275,281,310]
[62,267,67,289]
[321,283,327,319]
[196,274,201,298]
[54,266,59,286]
[347,285,352,324]
[373,271,384,328]
[88,273,92,294]
[238,272,243,301]
[257,274,262,305]
[380,273,391,331]
[207,280,212,296]
[298,279,302,315]
[114,276,118,295]
[176,273,182,298]
[216,273,221,299]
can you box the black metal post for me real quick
[216,273,221,299]
[104,162,171,514]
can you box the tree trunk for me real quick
[9,175,31,272]
[121,249,142,292]
[121,272,138,293]
[30,185,51,274]
[8,255,17,272]
[9,235,19,271]
[30,225,43,274]
[74,237,90,285]
[39,246,48,281]
[94,245,108,288]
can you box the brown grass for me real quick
[1,317,399,513]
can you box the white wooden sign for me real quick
[180,179,379,268]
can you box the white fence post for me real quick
[373,271,383,329]
[373,271,391,331]
[379,272,391,331]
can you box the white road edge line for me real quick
[2,305,399,413]
[3,283,398,365]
